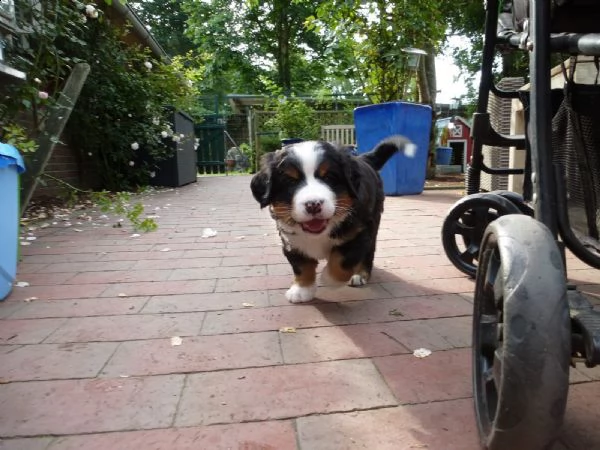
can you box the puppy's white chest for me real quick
[282,231,332,261]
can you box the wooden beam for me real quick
[20,63,90,216]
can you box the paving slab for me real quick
[0,175,598,449]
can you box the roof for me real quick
[227,95,269,113]
[101,2,169,62]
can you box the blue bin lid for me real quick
[0,143,26,174]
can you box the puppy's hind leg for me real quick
[284,249,318,303]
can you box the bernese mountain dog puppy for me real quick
[250,136,415,303]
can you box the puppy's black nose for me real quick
[305,200,323,215]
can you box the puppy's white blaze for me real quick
[404,143,417,158]
[290,143,336,222]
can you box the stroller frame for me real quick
[441,0,600,448]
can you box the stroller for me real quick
[440,0,600,448]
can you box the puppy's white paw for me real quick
[319,265,346,287]
[349,274,367,287]
[286,283,317,303]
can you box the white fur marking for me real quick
[349,274,367,287]
[290,143,336,224]
[404,143,417,158]
[286,283,317,303]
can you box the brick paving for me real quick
[0,175,598,450]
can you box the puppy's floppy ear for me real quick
[250,151,277,208]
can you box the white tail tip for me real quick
[404,143,417,158]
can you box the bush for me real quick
[2,0,199,192]
[264,97,320,140]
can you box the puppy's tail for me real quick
[359,135,416,171]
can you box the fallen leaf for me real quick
[20,242,31,246]
[388,308,403,316]
[160,248,171,252]
[413,348,432,358]
[74,229,83,232]
[279,327,297,333]
[130,233,141,238]
[170,336,183,346]
[235,236,246,240]
[242,302,255,308]
[117,293,128,298]
[24,297,38,302]
[15,282,30,288]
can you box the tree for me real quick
[312,0,447,105]
[182,0,329,96]
[129,0,196,56]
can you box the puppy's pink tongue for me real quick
[301,219,328,234]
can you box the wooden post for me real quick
[20,62,90,216]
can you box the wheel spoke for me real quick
[459,244,479,264]
[451,220,473,237]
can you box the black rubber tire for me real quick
[473,215,571,450]
[441,193,521,278]
[492,190,534,217]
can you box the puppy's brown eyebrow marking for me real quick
[317,161,329,178]
[283,165,300,179]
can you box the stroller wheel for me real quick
[473,215,570,450]
[441,193,521,277]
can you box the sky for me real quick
[434,36,474,106]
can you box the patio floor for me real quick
[1,175,599,450]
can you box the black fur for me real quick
[250,135,413,298]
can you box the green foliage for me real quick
[129,0,196,56]
[264,97,320,140]
[181,0,329,97]
[1,124,38,153]
[91,191,158,232]
[312,0,447,103]
[64,20,194,191]
[3,0,198,194]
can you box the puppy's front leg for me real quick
[284,249,318,303]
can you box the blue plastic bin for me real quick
[354,102,432,195]
[436,146,453,165]
[0,143,26,301]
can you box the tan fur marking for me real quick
[326,251,354,283]
[318,161,330,178]
[284,166,300,179]
[295,260,318,287]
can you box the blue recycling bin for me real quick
[354,101,432,195]
[0,143,26,301]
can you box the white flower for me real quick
[149,171,156,178]
[144,61,153,70]
[81,14,87,23]
[87,152,92,156]
[131,142,139,151]
[179,134,185,139]
[187,79,194,87]
[161,131,168,138]
[128,161,135,167]
[85,4,98,19]
[127,113,132,118]
[38,91,49,100]
[33,78,41,84]
[172,135,180,143]
[152,117,160,125]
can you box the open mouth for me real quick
[301,218,328,234]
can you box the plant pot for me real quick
[435,146,453,165]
